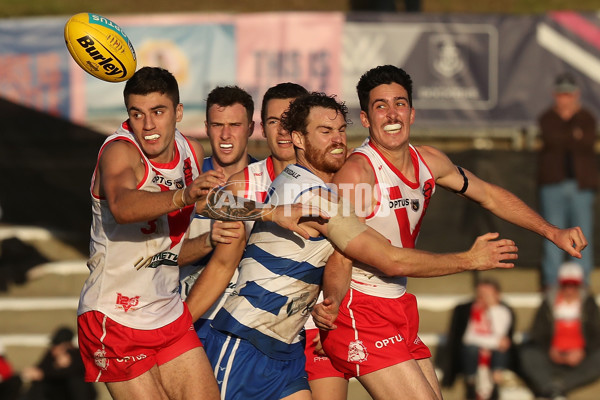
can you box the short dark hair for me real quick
[51,326,74,345]
[124,66,180,108]
[281,92,348,135]
[476,277,501,292]
[206,85,254,122]
[356,65,413,112]
[260,82,308,124]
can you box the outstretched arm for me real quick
[419,145,588,258]
[297,190,518,277]
[338,227,517,277]
[185,222,246,321]
[197,189,329,239]
[311,227,517,329]
[298,159,520,277]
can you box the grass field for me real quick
[1,0,600,18]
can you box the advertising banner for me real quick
[0,17,70,118]
[236,12,343,130]
[3,12,600,136]
[344,12,600,130]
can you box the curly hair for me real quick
[124,66,180,108]
[356,65,413,112]
[280,92,348,135]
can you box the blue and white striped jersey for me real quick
[211,164,335,360]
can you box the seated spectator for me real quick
[21,326,96,400]
[438,277,516,400]
[0,339,21,400]
[519,262,600,399]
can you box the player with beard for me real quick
[199,92,520,400]
[184,83,308,342]
[187,83,348,400]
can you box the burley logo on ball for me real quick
[64,12,137,82]
[74,34,129,80]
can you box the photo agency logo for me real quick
[205,181,427,220]
[203,181,431,221]
[205,181,278,220]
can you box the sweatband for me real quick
[172,188,187,208]
[453,166,469,194]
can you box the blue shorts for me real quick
[205,329,309,400]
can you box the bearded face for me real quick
[304,133,347,174]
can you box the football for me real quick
[64,12,137,82]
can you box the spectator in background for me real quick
[519,262,600,399]
[438,277,516,400]
[537,72,598,289]
[21,326,96,400]
[0,339,21,400]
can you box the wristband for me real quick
[172,188,187,209]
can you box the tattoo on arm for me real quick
[198,190,268,221]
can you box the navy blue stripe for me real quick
[243,244,323,285]
[202,157,214,172]
[239,281,288,316]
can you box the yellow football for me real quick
[64,12,136,82]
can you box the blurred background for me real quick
[2,1,600,399]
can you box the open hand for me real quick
[467,232,518,270]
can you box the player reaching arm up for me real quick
[423,145,587,257]
[313,65,587,400]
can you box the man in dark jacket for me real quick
[537,72,598,289]
[438,277,517,400]
[21,327,97,400]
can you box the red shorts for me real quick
[320,289,430,379]
[77,303,201,382]
[304,328,345,381]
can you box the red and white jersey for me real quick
[78,121,201,330]
[350,140,435,298]
[241,156,276,203]
[179,156,278,331]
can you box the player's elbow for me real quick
[107,200,137,224]
[359,254,405,277]
[380,253,415,277]
[379,262,407,277]
[111,211,136,225]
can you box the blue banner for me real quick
[82,17,236,136]
[0,17,71,118]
